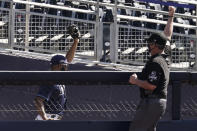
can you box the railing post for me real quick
[25,0,30,51]
[95,0,103,61]
[193,5,197,71]
[9,0,15,49]
[110,1,118,63]
[171,81,181,120]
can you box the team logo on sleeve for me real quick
[148,71,157,82]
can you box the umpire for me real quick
[34,25,80,120]
[129,6,175,131]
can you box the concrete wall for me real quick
[0,54,197,131]
[0,121,197,131]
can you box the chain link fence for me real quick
[0,84,173,121]
[181,84,197,120]
[0,73,197,121]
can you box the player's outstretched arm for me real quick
[65,25,80,63]
[164,6,176,40]
[66,38,79,63]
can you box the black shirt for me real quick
[138,54,170,99]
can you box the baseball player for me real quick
[34,25,80,120]
[129,6,175,131]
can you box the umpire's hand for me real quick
[129,73,138,85]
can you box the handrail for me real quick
[11,0,197,19]
[117,15,197,30]
[13,0,96,14]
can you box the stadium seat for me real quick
[119,19,129,25]
[131,2,142,27]
[15,3,26,10]
[62,0,73,17]
[124,0,134,6]
[110,0,115,3]
[0,1,10,8]
[120,8,127,15]
[89,5,96,21]
[132,13,142,27]
[102,9,114,22]
[0,1,10,22]
[188,19,196,35]
[103,0,111,3]
[64,0,73,7]
[72,1,79,8]
[31,0,44,13]
[145,4,157,29]
[175,18,190,34]
[46,0,58,15]
[176,7,185,14]
[75,3,88,20]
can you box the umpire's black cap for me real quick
[50,55,68,66]
[146,33,168,46]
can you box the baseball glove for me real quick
[66,24,80,39]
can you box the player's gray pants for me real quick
[129,98,167,131]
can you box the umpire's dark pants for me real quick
[129,98,166,131]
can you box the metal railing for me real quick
[0,0,100,59]
[0,0,197,70]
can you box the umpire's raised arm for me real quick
[164,6,175,40]
[65,25,80,63]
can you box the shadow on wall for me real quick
[0,54,49,71]
[0,54,115,71]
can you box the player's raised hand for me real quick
[168,6,176,17]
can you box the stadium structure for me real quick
[0,0,197,131]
